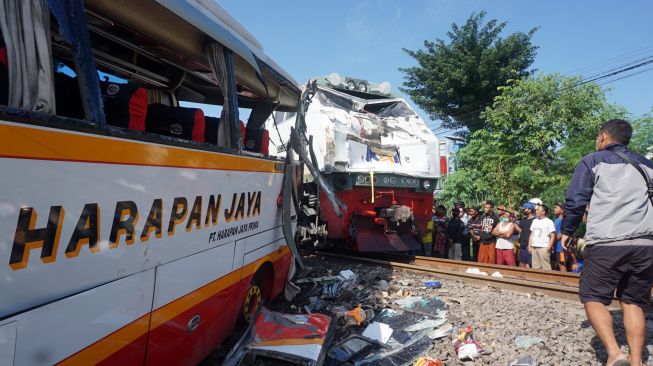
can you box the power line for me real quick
[567,43,653,75]
[428,52,653,134]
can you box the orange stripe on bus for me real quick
[0,123,282,173]
[57,314,150,366]
[56,246,291,365]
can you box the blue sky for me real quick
[220,0,653,134]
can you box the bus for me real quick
[0,1,301,365]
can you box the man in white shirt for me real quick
[528,204,555,270]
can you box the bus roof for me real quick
[85,0,300,110]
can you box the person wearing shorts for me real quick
[561,119,653,366]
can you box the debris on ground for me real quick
[413,356,444,366]
[514,335,544,349]
[362,321,393,344]
[222,307,333,366]
[212,254,653,366]
[507,354,537,365]
[452,325,483,361]
[465,268,488,276]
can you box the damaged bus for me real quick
[267,74,442,253]
[0,1,302,365]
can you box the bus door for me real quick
[145,241,241,366]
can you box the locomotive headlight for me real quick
[347,80,356,90]
[358,82,368,92]
[422,180,431,190]
[356,175,365,184]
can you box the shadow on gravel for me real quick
[584,309,652,365]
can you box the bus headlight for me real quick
[422,180,431,190]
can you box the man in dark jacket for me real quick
[561,119,653,366]
[478,201,499,263]
[467,207,482,261]
[447,208,465,260]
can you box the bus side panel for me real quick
[0,121,285,320]
[0,321,17,366]
[12,269,155,366]
[145,241,240,366]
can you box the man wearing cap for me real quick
[515,202,536,268]
[561,119,653,366]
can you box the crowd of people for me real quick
[423,198,586,272]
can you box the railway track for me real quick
[315,250,581,301]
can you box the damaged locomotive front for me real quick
[267,74,442,252]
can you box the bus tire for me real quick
[240,264,273,323]
[240,282,262,324]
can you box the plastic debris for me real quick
[322,271,358,298]
[327,334,380,364]
[508,355,537,365]
[424,280,441,288]
[339,269,356,279]
[414,356,444,366]
[465,268,488,276]
[452,326,483,361]
[405,318,446,332]
[223,307,333,366]
[362,322,393,344]
[427,322,453,339]
[514,335,543,348]
[346,304,367,325]
[395,296,448,316]
[491,271,503,278]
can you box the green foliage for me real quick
[630,109,653,156]
[438,74,627,209]
[400,11,538,135]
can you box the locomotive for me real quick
[267,74,442,252]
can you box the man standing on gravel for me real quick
[553,203,568,272]
[467,207,483,261]
[528,204,555,270]
[478,201,499,263]
[515,202,536,268]
[561,119,653,366]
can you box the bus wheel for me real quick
[241,281,263,324]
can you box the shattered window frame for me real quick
[365,101,415,118]
[316,89,357,112]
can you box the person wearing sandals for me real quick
[561,119,653,366]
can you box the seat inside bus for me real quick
[204,116,220,145]
[245,128,270,156]
[145,103,205,143]
[54,71,148,132]
[0,13,278,155]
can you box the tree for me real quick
[437,74,627,209]
[630,109,653,157]
[400,12,538,136]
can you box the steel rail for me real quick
[317,251,581,302]
[356,252,580,287]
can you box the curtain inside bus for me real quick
[0,0,55,113]
[207,42,241,150]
